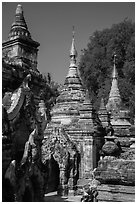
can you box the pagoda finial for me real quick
[16,4,23,15]
[112,53,118,79]
[70,26,77,59]
[72,25,75,39]
[114,53,116,64]
[64,27,82,87]
[106,53,121,113]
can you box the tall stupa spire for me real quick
[70,26,78,65]
[64,27,82,88]
[109,54,121,99]
[106,54,121,113]
[50,27,85,125]
[112,54,118,79]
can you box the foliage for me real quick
[79,19,135,123]
[41,73,60,121]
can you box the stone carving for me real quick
[80,170,100,202]
[2,105,11,138]
[81,184,98,202]
[3,74,31,121]
[42,127,80,196]
[12,127,46,201]
[2,74,47,201]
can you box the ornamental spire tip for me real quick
[112,53,118,79]
[70,26,77,58]
[72,25,75,39]
[16,4,23,15]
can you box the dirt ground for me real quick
[44,191,82,202]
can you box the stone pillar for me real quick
[83,137,94,177]
[68,155,78,196]
[57,166,68,197]
[68,171,74,196]
[79,139,85,179]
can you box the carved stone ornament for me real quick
[42,128,77,167]
[3,74,31,121]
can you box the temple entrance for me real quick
[22,186,33,202]
[45,155,60,193]
[42,128,80,196]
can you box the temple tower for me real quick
[50,28,85,125]
[43,29,105,194]
[95,56,135,202]
[2,4,40,70]
[106,55,131,136]
[106,54,121,116]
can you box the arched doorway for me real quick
[45,155,60,193]
[42,128,80,196]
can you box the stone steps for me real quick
[97,184,135,202]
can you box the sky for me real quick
[2,1,135,84]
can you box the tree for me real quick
[79,19,135,123]
[40,73,60,121]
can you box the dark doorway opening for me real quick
[22,185,33,202]
[45,155,60,193]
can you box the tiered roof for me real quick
[7,4,39,47]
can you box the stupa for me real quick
[43,29,105,194]
[50,28,85,126]
[106,54,131,137]
[95,55,135,202]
